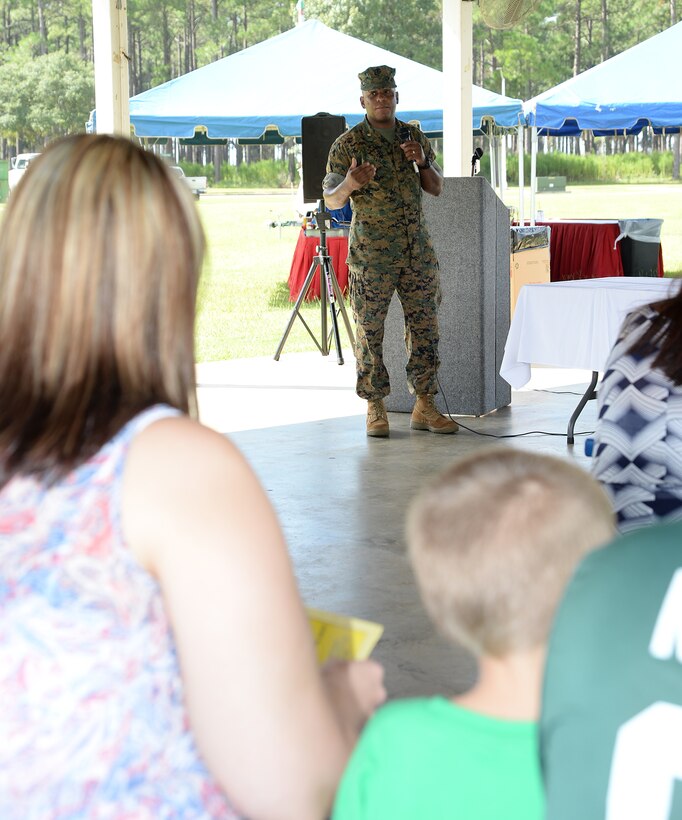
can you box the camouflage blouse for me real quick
[323,117,438,270]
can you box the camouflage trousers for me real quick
[348,262,441,401]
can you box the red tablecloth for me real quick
[289,222,664,299]
[534,220,664,281]
[287,230,349,301]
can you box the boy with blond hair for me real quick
[333,448,615,820]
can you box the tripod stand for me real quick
[274,205,355,364]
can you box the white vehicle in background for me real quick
[9,153,41,192]
[171,165,207,199]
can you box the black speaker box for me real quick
[301,113,346,203]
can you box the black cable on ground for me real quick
[453,420,594,440]
[436,372,594,440]
[536,389,587,396]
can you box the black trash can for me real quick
[620,237,660,277]
[617,219,663,277]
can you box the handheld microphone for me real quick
[398,125,418,172]
[471,147,484,176]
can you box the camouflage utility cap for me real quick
[359,65,396,91]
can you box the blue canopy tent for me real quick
[524,21,682,137]
[522,21,682,218]
[126,19,523,139]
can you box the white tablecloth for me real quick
[500,277,680,389]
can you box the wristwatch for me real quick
[418,155,432,170]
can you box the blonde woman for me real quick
[0,135,384,819]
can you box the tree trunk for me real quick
[288,144,296,185]
[37,0,47,54]
[673,134,680,180]
[128,25,136,94]
[137,28,143,91]
[190,0,197,71]
[129,26,140,95]
[78,12,87,60]
[162,6,171,75]
[479,41,484,87]
[186,0,197,72]
[214,145,222,183]
[601,0,609,61]
[573,0,582,77]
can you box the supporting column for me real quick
[92,0,130,136]
[517,125,525,223]
[442,0,473,177]
[529,125,538,225]
[489,134,498,190]
[499,131,507,203]
[496,70,508,204]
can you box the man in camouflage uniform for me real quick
[323,65,457,437]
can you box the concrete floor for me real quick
[196,352,598,699]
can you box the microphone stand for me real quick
[274,204,355,364]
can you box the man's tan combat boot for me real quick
[367,399,389,437]
[410,394,459,434]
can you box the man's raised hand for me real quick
[346,156,376,191]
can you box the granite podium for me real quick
[384,176,511,417]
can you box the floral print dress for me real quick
[0,406,239,819]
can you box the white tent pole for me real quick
[496,69,507,203]
[489,135,498,189]
[517,125,524,224]
[442,0,473,177]
[92,0,130,136]
[500,131,507,202]
[529,126,537,224]
[493,135,502,195]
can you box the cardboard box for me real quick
[510,246,551,317]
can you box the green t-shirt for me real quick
[333,696,544,820]
[541,522,682,820]
[373,124,395,142]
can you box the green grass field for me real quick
[1,181,679,362]
[195,191,321,362]
[195,182,682,362]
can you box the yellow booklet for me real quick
[307,607,384,664]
